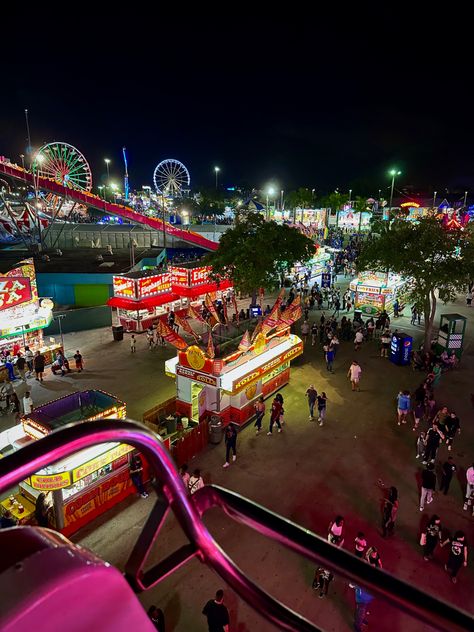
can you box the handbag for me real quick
[420,532,427,546]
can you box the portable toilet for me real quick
[435,313,467,359]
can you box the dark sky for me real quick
[1,14,472,198]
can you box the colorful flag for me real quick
[238,330,251,351]
[207,332,215,359]
[251,320,263,342]
[158,320,188,350]
[205,293,220,324]
[274,288,286,309]
[262,306,280,335]
[175,314,199,340]
[232,293,239,324]
[187,304,206,324]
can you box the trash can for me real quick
[112,325,124,341]
[209,419,224,444]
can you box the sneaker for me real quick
[419,507,423,512]
[319,593,324,599]
[223,462,230,468]
[309,416,313,420]
[232,455,236,462]
[447,445,452,451]
[267,432,272,436]
[423,556,429,561]
[463,503,468,510]
[422,461,427,465]
[416,454,420,459]
[427,497,433,504]
[278,428,282,433]
[397,422,401,426]
[141,492,148,498]
[319,421,323,427]
[256,430,260,435]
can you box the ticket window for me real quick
[191,382,204,422]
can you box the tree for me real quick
[352,195,370,232]
[206,212,315,300]
[286,188,315,210]
[319,192,349,227]
[357,217,474,350]
[196,188,227,214]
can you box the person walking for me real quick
[396,390,411,425]
[33,350,45,382]
[301,319,310,344]
[382,486,399,537]
[73,350,84,372]
[22,391,33,416]
[422,514,442,561]
[130,334,137,353]
[311,321,318,346]
[353,586,374,632]
[223,424,237,468]
[413,400,425,431]
[312,567,334,598]
[462,462,474,511]
[267,396,283,435]
[254,396,265,434]
[354,328,363,351]
[129,453,148,498]
[347,360,362,392]
[380,329,391,358]
[354,532,367,558]
[327,515,345,547]
[325,345,335,373]
[179,463,190,490]
[445,412,460,452]
[202,589,229,632]
[188,469,204,495]
[440,457,457,495]
[317,392,327,426]
[423,423,444,464]
[441,531,468,583]
[305,385,318,420]
[16,354,27,381]
[415,431,426,460]
[24,346,34,376]
[420,462,436,511]
[365,546,383,568]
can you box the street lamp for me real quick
[266,186,275,220]
[214,166,220,189]
[20,154,25,170]
[349,189,352,205]
[98,185,105,198]
[388,169,402,214]
[281,189,284,212]
[433,191,437,209]
[104,158,111,183]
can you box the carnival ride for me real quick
[153,158,190,196]
[0,158,217,251]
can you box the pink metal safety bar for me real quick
[0,419,472,632]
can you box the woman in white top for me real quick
[328,515,345,547]
[188,469,204,495]
[347,361,362,392]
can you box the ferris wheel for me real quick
[153,159,190,196]
[32,142,92,192]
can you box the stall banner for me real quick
[262,305,280,335]
[191,266,211,285]
[170,266,190,287]
[187,304,207,324]
[113,276,136,299]
[176,365,219,386]
[204,293,220,324]
[207,332,215,359]
[238,330,251,351]
[72,444,135,482]
[0,276,32,311]
[29,471,71,491]
[175,314,200,340]
[158,319,188,350]
[137,273,172,298]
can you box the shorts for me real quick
[397,408,408,416]
[382,343,389,349]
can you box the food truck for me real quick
[107,264,232,332]
[0,390,151,537]
[165,319,303,427]
[349,271,408,316]
[0,259,60,380]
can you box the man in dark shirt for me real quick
[420,463,436,511]
[202,589,229,632]
[440,457,457,495]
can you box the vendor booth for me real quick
[350,271,408,316]
[0,259,59,380]
[107,264,232,332]
[291,246,332,285]
[0,390,154,537]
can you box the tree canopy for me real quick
[206,212,315,296]
[357,217,474,348]
[285,187,315,210]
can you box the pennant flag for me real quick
[187,304,206,324]
[274,288,286,309]
[205,293,221,324]
[238,330,251,351]
[232,293,239,324]
[262,306,280,335]
[175,314,200,340]
[251,320,263,342]
[291,294,301,308]
[207,332,215,359]
[158,320,188,350]
[209,291,217,303]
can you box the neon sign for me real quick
[0,277,32,310]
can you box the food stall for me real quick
[107,264,232,332]
[350,271,408,316]
[291,246,332,285]
[0,390,156,537]
[165,323,303,427]
[0,259,59,380]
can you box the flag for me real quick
[209,291,217,303]
[175,314,199,340]
[222,298,228,324]
[158,320,188,350]
[276,303,302,331]
[251,320,263,342]
[291,294,301,308]
[238,330,251,351]
[205,293,220,324]
[232,293,239,324]
[262,306,280,335]
[187,304,206,324]
[207,332,215,358]
[274,288,286,309]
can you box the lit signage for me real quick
[176,365,219,386]
[113,276,136,299]
[29,472,71,491]
[401,202,420,208]
[0,276,32,310]
[191,267,211,285]
[72,444,134,482]
[171,267,190,287]
[137,273,171,298]
[231,342,303,393]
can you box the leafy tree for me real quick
[196,187,227,214]
[319,191,349,227]
[206,212,315,301]
[285,187,315,210]
[357,217,474,350]
[352,195,370,231]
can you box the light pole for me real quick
[388,169,401,215]
[433,191,437,209]
[463,191,468,207]
[349,189,352,205]
[378,189,382,200]
[24,109,32,167]
[266,187,275,220]
[214,166,220,189]
[55,313,66,352]
[105,158,111,183]
[20,154,25,170]
[98,185,105,199]
[280,189,284,213]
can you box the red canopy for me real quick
[173,280,232,298]
[107,292,179,311]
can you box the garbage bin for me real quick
[112,325,124,341]
[354,309,363,323]
[209,419,224,444]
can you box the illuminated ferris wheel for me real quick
[32,142,92,192]
[153,159,190,196]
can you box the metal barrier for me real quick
[0,419,472,632]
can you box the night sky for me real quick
[1,15,472,198]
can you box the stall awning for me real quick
[107,293,180,310]
[173,280,232,297]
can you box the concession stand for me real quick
[0,390,154,537]
[291,246,332,284]
[350,271,408,316]
[107,264,232,332]
[165,322,303,427]
[0,259,60,380]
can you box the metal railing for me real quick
[0,419,472,632]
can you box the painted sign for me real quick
[186,345,207,370]
[29,471,71,491]
[176,365,219,386]
[0,276,32,310]
[170,267,189,287]
[113,276,136,299]
[72,443,134,483]
[191,266,211,285]
[137,273,171,298]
